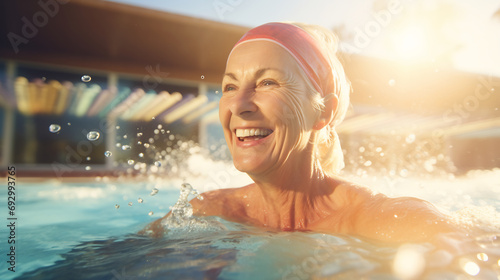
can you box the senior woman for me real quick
[144,22,456,243]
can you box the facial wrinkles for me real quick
[221,41,320,173]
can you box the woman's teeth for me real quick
[235,128,273,141]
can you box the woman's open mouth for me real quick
[235,128,273,142]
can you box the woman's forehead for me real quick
[225,41,300,75]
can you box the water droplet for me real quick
[148,138,154,144]
[400,169,408,177]
[157,124,162,129]
[121,145,131,150]
[490,88,495,92]
[148,211,154,216]
[127,159,134,165]
[49,124,61,133]
[115,204,120,209]
[137,132,143,137]
[86,157,91,161]
[166,130,170,133]
[215,91,219,94]
[169,135,175,141]
[363,160,372,167]
[85,166,91,170]
[375,147,382,153]
[128,202,133,206]
[104,151,112,157]
[67,122,71,126]
[476,253,488,261]
[405,134,416,144]
[388,79,396,87]
[154,129,159,134]
[81,75,91,82]
[137,141,142,145]
[144,143,150,148]
[115,125,120,129]
[87,131,100,141]
[201,75,205,79]
[138,198,143,203]
[460,259,480,276]
[151,117,155,120]
[358,146,365,153]
[150,188,159,196]
[123,135,128,139]
[138,153,144,158]
[154,161,161,167]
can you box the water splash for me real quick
[161,183,224,232]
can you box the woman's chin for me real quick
[233,157,272,176]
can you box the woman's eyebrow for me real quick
[223,68,283,82]
[255,68,282,79]
[223,72,238,81]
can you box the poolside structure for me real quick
[0,0,498,176]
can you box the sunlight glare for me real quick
[393,26,427,61]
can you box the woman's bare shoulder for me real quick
[190,184,257,216]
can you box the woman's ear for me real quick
[313,93,338,130]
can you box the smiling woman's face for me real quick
[219,41,317,175]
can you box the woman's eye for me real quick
[260,79,277,87]
[223,84,236,92]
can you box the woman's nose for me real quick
[230,87,258,117]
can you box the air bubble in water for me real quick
[104,151,112,157]
[405,134,416,144]
[154,161,161,167]
[149,138,154,143]
[144,143,150,148]
[128,159,134,165]
[359,146,365,153]
[154,129,159,134]
[137,132,143,137]
[86,157,91,160]
[201,75,205,79]
[157,124,162,129]
[138,153,144,158]
[388,79,396,87]
[115,204,120,209]
[87,131,100,141]
[138,198,143,203]
[123,135,128,139]
[81,75,91,82]
[364,160,372,167]
[150,188,159,196]
[148,211,154,216]
[116,125,120,129]
[85,166,91,170]
[128,202,133,206]
[49,124,61,133]
[67,122,71,126]
[121,145,131,150]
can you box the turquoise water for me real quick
[2,170,500,279]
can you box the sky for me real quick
[109,0,500,77]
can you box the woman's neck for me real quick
[248,155,336,230]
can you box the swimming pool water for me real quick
[2,169,500,279]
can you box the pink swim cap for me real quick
[229,22,334,97]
